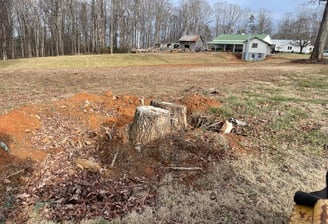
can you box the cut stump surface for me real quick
[150,100,188,130]
[129,106,171,145]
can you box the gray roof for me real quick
[272,39,294,46]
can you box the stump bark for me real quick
[129,106,171,145]
[150,100,187,130]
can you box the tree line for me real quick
[0,0,326,60]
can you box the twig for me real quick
[204,122,221,129]
[165,166,202,171]
[1,169,25,180]
[110,151,118,168]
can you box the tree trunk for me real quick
[110,0,114,54]
[310,1,328,61]
[129,106,171,146]
[35,16,40,57]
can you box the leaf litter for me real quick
[0,90,246,223]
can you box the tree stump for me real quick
[129,106,171,145]
[150,100,187,130]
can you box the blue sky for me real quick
[216,0,307,18]
[173,0,314,19]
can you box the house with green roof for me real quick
[207,34,272,61]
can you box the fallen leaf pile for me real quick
[11,141,159,222]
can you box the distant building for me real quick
[207,34,272,61]
[272,39,314,54]
[178,35,204,51]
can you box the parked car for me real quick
[323,50,328,57]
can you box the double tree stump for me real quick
[129,101,187,145]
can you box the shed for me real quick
[207,34,272,61]
[179,35,204,51]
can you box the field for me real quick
[0,52,327,223]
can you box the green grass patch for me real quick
[302,129,326,146]
[268,95,299,104]
[208,106,233,119]
[295,79,327,89]
[270,106,308,131]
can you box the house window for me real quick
[252,43,258,48]
[288,46,292,50]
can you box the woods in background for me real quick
[0,0,325,59]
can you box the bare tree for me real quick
[153,0,172,44]
[213,2,244,35]
[291,6,315,54]
[79,1,90,54]
[110,0,114,54]
[255,9,273,34]
[310,0,328,60]
[275,13,295,39]
[14,0,42,58]
[6,0,315,58]
[177,0,211,37]
[0,0,13,60]
[39,0,65,56]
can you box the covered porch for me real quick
[210,44,244,52]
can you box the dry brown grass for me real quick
[0,53,327,223]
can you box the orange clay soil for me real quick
[0,91,221,166]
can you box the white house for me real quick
[272,39,314,54]
[207,34,272,61]
[244,37,272,61]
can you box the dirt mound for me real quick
[0,91,246,223]
[179,94,221,113]
[0,92,223,163]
